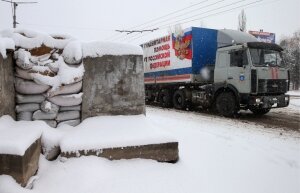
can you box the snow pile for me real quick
[0,116,42,155]
[0,30,15,58]
[82,41,143,58]
[2,29,74,50]
[11,30,84,128]
[60,115,175,153]
[0,107,299,193]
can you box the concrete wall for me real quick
[0,52,15,119]
[82,55,145,120]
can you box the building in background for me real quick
[249,30,276,43]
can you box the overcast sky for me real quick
[0,0,299,44]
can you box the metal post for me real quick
[13,3,17,28]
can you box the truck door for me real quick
[227,49,251,93]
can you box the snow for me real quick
[62,40,82,64]
[82,41,143,58]
[60,115,175,153]
[31,57,84,89]
[8,29,74,50]
[288,90,300,96]
[0,36,15,58]
[288,90,300,110]
[0,105,299,193]
[0,116,42,155]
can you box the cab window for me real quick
[230,50,248,67]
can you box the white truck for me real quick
[142,27,290,117]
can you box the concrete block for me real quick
[82,55,145,120]
[61,142,179,163]
[0,52,15,119]
[0,138,41,187]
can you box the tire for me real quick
[145,90,155,102]
[173,90,187,110]
[215,92,238,117]
[158,89,172,108]
[249,107,271,115]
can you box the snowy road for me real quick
[1,106,299,193]
[147,95,300,132]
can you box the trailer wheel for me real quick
[145,90,155,102]
[158,90,173,108]
[215,92,238,117]
[173,90,186,110]
[249,107,271,115]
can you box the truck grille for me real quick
[258,79,288,94]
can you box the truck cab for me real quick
[213,32,289,116]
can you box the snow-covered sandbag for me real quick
[62,40,82,65]
[15,77,50,94]
[46,59,59,72]
[16,94,45,104]
[16,103,40,113]
[32,110,57,120]
[47,93,83,107]
[42,120,57,128]
[60,105,81,111]
[31,73,59,87]
[30,66,56,77]
[17,111,33,121]
[56,111,80,122]
[30,53,51,64]
[47,81,82,97]
[57,119,80,127]
[15,67,32,80]
[14,48,33,70]
[41,101,59,114]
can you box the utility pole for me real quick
[1,0,37,28]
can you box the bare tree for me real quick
[238,9,247,32]
[280,30,300,90]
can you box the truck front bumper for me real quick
[250,94,289,108]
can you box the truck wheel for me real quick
[249,107,271,115]
[158,90,172,108]
[173,90,186,110]
[215,92,238,117]
[145,90,155,102]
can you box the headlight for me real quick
[255,98,261,103]
[285,96,289,101]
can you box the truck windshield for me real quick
[250,49,284,67]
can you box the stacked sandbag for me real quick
[14,45,84,128]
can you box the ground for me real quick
[0,95,299,193]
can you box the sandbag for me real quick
[14,49,33,70]
[29,66,56,77]
[57,119,80,127]
[47,81,82,97]
[42,120,57,128]
[16,103,40,113]
[15,67,32,80]
[60,105,81,111]
[33,110,57,120]
[17,112,33,121]
[15,77,50,94]
[56,111,80,121]
[41,101,59,113]
[16,94,46,104]
[47,93,82,107]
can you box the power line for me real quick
[105,0,211,41]
[122,0,248,43]
[114,0,228,42]
[1,0,37,28]
[126,0,263,44]
[115,28,159,34]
